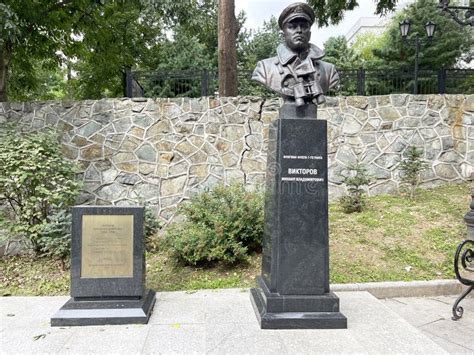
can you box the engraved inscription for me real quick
[281,154,325,183]
[81,215,134,278]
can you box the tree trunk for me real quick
[0,42,11,102]
[218,0,238,97]
[0,43,10,102]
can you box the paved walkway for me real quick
[1,289,473,354]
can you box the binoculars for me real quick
[291,79,325,106]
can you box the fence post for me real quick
[124,68,133,98]
[438,69,446,94]
[201,69,209,97]
[357,68,366,96]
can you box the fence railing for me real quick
[124,68,474,98]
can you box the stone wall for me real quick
[1,94,472,224]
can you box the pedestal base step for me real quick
[251,288,347,329]
[51,289,156,327]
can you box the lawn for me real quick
[0,182,470,296]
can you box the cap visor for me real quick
[282,13,312,26]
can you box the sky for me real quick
[235,0,412,48]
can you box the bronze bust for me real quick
[251,2,339,106]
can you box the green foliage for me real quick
[351,32,386,69]
[72,1,165,99]
[323,36,359,69]
[399,146,428,199]
[237,16,282,96]
[38,210,72,267]
[239,16,281,70]
[144,205,162,252]
[2,0,221,101]
[164,184,264,266]
[307,0,398,26]
[8,59,70,102]
[0,3,19,47]
[1,0,102,101]
[339,164,373,213]
[0,131,81,254]
[372,0,474,71]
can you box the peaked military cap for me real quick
[278,2,316,29]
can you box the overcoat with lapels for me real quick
[251,43,339,102]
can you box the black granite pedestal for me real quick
[51,206,156,326]
[250,103,347,329]
[51,289,156,326]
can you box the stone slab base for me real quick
[51,289,156,327]
[250,287,347,329]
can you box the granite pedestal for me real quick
[250,103,347,329]
[51,206,156,326]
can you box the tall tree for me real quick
[239,16,281,70]
[323,36,359,69]
[372,0,473,70]
[307,0,398,26]
[350,32,386,69]
[218,0,238,96]
[0,1,100,102]
[72,1,164,99]
[0,0,211,101]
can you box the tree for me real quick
[0,0,214,101]
[218,0,238,96]
[0,1,98,102]
[372,0,474,71]
[399,146,428,200]
[72,1,165,99]
[322,36,359,69]
[350,32,386,69]
[239,16,281,70]
[307,0,398,26]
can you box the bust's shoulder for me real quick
[253,55,280,81]
[256,55,280,68]
[316,60,336,69]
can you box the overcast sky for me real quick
[235,0,411,48]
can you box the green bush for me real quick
[164,184,264,266]
[38,209,72,269]
[144,204,162,252]
[0,131,81,254]
[340,163,372,213]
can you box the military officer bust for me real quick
[252,2,339,106]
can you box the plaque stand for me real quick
[51,206,156,327]
[51,289,156,327]
[250,103,347,329]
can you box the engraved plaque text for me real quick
[81,215,134,278]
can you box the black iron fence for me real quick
[124,68,474,98]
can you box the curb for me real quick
[331,279,469,299]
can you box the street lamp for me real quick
[399,19,437,94]
[438,0,474,26]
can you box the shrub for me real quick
[38,209,72,270]
[340,163,372,213]
[0,131,81,254]
[399,146,428,200]
[144,204,162,252]
[163,184,264,266]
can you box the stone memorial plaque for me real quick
[81,215,134,278]
[51,206,156,326]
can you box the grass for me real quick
[0,182,471,296]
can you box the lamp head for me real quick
[399,19,411,39]
[425,21,436,39]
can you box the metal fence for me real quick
[125,68,474,98]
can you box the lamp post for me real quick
[399,19,436,94]
[438,0,474,26]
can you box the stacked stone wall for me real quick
[1,94,472,224]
